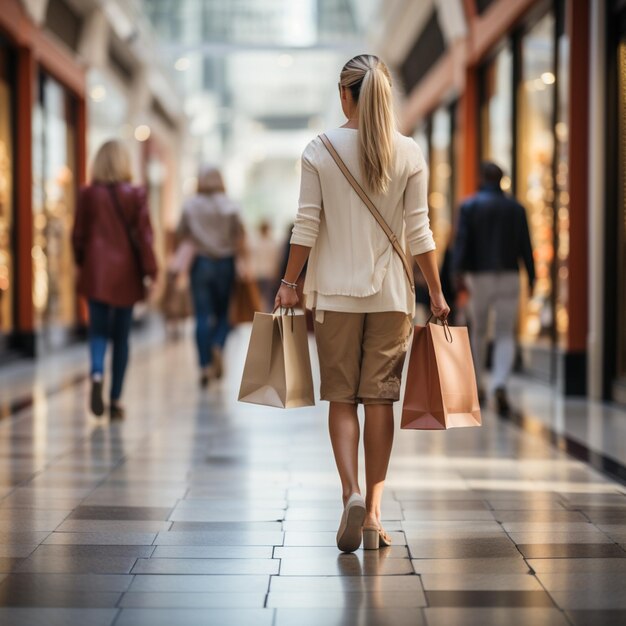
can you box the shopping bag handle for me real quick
[272,306,296,332]
[426,313,453,343]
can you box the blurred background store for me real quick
[0,0,623,406]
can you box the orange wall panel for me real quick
[566,0,590,352]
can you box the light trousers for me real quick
[466,272,520,392]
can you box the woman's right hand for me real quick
[274,283,299,311]
[430,290,450,321]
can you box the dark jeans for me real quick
[190,255,235,367]
[88,300,134,401]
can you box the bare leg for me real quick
[328,401,360,504]
[363,403,394,527]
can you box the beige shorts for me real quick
[314,311,413,405]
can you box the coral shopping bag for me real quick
[401,320,481,430]
[238,311,314,409]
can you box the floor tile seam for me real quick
[109,606,123,626]
[501,521,585,622]
[533,580,578,625]
[265,572,276,609]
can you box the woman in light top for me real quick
[178,167,244,387]
[275,54,449,552]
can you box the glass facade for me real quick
[0,46,14,345]
[480,44,513,189]
[517,12,556,346]
[32,73,77,345]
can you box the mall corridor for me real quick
[0,327,625,626]
[2,0,626,624]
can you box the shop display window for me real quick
[517,12,556,346]
[32,73,77,343]
[480,44,513,190]
[555,26,570,347]
[429,107,453,260]
[0,47,14,341]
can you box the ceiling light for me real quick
[175,57,191,71]
[134,125,151,142]
[90,85,106,102]
[541,72,555,85]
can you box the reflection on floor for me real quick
[0,325,625,626]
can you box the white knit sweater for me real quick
[290,128,435,314]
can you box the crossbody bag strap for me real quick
[319,133,415,292]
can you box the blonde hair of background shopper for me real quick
[91,139,132,185]
[339,54,395,195]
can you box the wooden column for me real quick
[564,0,590,392]
[14,45,35,355]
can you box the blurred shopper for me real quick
[178,166,244,387]
[249,220,281,311]
[275,55,449,553]
[72,140,158,420]
[453,161,535,415]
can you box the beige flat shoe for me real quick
[362,525,392,550]
[336,493,366,553]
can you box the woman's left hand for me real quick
[430,290,450,321]
[274,283,299,311]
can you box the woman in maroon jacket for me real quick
[72,140,157,419]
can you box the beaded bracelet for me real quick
[280,279,298,290]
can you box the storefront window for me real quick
[0,47,14,343]
[481,44,513,188]
[429,107,453,259]
[32,73,77,345]
[555,27,570,347]
[517,13,556,346]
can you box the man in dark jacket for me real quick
[453,162,535,415]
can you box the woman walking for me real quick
[178,166,244,387]
[275,55,449,552]
[72,140,157,420]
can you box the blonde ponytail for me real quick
[340,55,395,195]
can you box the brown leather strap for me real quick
[319,133,415,292]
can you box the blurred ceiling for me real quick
[141,0,378,157]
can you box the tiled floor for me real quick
[0,325,625,626]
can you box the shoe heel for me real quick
[362,528,380,550]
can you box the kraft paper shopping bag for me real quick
[401,321,481,430]
[238,311,315,408]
